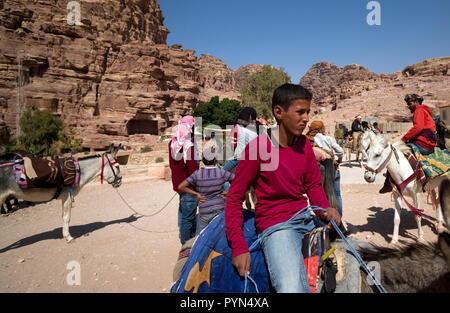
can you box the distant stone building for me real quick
[438,102,450,125]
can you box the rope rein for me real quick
[113,188,179,233]
[242,206,388,293]
[114,188,177,218]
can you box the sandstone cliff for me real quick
[0,0,197,151]
[0,0,260,151]
[301,57,450,128]
[300,57,450,121]
[1,1,447,152]
[197,54,263,103]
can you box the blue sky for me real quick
[159,0,450,83]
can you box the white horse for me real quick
[363,136,447,244]
[0,144,122,242]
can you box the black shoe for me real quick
[379,184,392,194]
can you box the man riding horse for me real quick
[379,94,438,193]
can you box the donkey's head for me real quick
[361,130,376,152]
[363,137,390,183]
[438,177,450,271]
[102,144,122,188]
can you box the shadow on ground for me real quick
[1,200,48,215]
[346,206,438,245]
[0,214,141,254]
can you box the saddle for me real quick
[404,150,427,187]
[408,145,450,180]
[173,222,331,293]
[2,151,80,190]
[302,226,330,293]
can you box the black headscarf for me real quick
[235,107,257,126]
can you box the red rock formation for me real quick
[197,55,263,102]
[300,58,450,116]
[234,64,264,89]
[3,0,444,153]
[0,0,262,151]
[402,57,449,77]
[0,0,181,151]
[300,62,384,112]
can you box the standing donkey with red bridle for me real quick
[0,144,122,242]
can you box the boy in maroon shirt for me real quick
[225,84,341,293]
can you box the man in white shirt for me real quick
[306,121,344,216]
[314,130,344,162]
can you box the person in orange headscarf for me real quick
[306,121,344,216]
[306,121,331,161]
[306,121,323,143]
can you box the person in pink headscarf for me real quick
[169,116,199,245]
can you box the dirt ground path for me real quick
[0,161,443,292]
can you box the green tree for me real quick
[211,98,243,128]
[240,65,291,120]
[193,96,242,129]
[193,96,219,127]
[7,107,82,156]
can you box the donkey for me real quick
[345,131,374,167]
[0,144,123,242]
[358,177,450,293]
[363,136,447,243]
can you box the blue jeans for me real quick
[258,212,317,293]
[334,169,343,217]
[222,159,239,172]
[195,209,223,236]
[178,193,198,245]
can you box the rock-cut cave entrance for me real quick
[127,119,159,135]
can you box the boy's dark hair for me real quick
[202,146,217,166]
[202,156,216,166]
[272,83,312,116]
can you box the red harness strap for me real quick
[389,166,424,216]
[101,154,118,184]
[101,155,105,184]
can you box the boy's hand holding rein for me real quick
[320,207,341,229]
[232,252,251,277]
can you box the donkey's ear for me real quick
[380,138,389,148]
[113,144,122,157]
[106,144,114,153]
